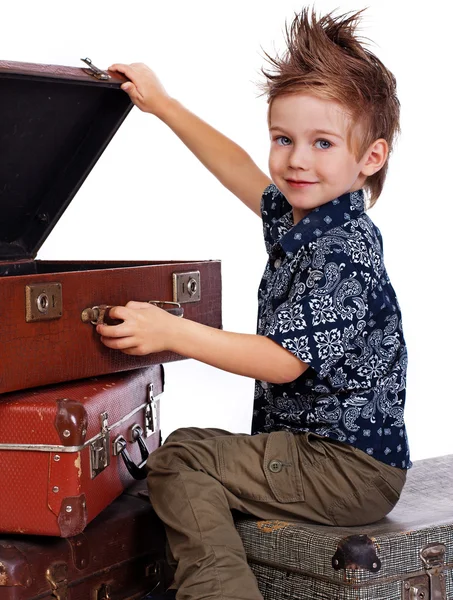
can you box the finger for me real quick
[107,306,132,321]
[96,322,132,338]
[125,300,153,310]
[99,335,137,350]
[121,347,144,355]
[108,63,134,77]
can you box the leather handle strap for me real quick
[81,301,184,325]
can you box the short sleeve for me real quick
[265,253,370,379]
[261,184,292,248]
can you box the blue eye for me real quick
[314,139,331,149]
[276,136,292,146]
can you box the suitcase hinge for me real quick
[46,562,68,600]
[145,383,158,437]
[81,57,111,80]
[403,542,447,600]
[89,412,110,479]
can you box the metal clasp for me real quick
[89,412,110,479]
[145,383,158,437]
[403,543,447,600]
[148,300,183,317]
[173,271,201,303]
[25,282,63,322]
[95,583,112,599]
[81,57,110,80]
[46,562,68,600]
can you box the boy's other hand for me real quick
[108,63,171,117]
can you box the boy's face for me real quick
[268,93,370,223]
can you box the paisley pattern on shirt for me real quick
[253,185,410,469]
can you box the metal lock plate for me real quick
[95,583,112,599]
[25,282,63,322]
[403,575,429,600]
[145,384,158,437]
[46,562,68,600]
[403,542,447,600]
[173,271,201,303]
[89,412,110,479]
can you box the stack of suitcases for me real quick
[0,58,222,599]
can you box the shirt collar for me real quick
[270,189,365,255]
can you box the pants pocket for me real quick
[263,431,305,503]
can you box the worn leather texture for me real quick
[0,59,128,84]
[0,481,170,599]
[0,367,163,537]
[235,455,453,600]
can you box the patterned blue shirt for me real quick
[252,184,410,469]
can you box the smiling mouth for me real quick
[286,179,318,187]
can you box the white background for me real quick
[2,0,452,461]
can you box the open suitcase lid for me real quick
[0,59,133,260]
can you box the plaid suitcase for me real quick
[235,454,453,600]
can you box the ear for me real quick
[360,139,389,176]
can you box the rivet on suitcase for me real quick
[235,455,453,600]
[0,59,222,395]
[0,366,163,537]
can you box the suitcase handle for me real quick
[81,301,184,325]
[113,425,150,480]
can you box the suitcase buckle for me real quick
[403,543,447,600]
[89,412,111,479]
[80,57,110,80]
[145,383,158,437]
[46,562,68,600]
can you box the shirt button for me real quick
[268,460,283,473]
[274,258,282,269]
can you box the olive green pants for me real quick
[146,428,406,600]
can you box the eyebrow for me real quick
[269,126,344,140]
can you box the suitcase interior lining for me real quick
[0,75,131,260]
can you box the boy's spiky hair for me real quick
[262,8,400,206]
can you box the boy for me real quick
[99,9,410,600]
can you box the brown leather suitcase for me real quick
[0,59,222,395]
[0,481,172,600]
[0,366,163,537]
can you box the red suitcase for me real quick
[0,59,222,395]
[0,366,163,537]
[0,481,172,600]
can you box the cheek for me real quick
[268,149,282,176]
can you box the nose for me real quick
[288,144,310,170]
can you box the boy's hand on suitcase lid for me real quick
[96,301,180,355]
[108,63,171,118]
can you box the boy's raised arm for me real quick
[109,63,271,217]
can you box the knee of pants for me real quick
[164,427,194,444]
[147,439,209,477]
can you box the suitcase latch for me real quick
[46,562,68,600]
[89,412,110,479]
[173,271,201,303]
[145,383,158,437]
[25,282,63,322]
[95,583,112,599]
[403,542,447,600]
[81,57,110,80]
